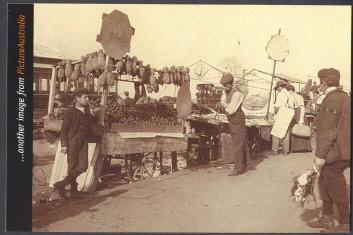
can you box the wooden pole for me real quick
[99,55,109,126]
[47,66,58,115]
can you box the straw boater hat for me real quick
[274,80,287,90]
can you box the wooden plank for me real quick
[101,133,188,155]
[47,67,57,115]
[220,133,233,164]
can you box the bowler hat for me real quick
[220,73,234,85]
[274,80,287,90]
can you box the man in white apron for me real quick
[269,80,291,155]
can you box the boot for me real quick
[53,176,72,200]
[307,215,334,229]
[70,180,85,199]
[321,224,350,233]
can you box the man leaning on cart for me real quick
[54,88,103,199]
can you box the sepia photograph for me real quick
[30,4,351,233]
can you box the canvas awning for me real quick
[254,69,305,84]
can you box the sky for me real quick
[34,4,351,90]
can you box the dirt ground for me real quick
[32,139,350,233]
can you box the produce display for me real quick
[56,51,191,94]
[196,84,222,110]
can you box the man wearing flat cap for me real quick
[306,68,351,233]
[218,73,247,176]
[269,80,291,155]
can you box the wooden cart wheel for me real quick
[132,153,158,180]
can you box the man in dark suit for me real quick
[54,89,98,199]
[306,68,351,233]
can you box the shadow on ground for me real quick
[299,206,321,223]
[32,189,128,231]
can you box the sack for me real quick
[291,123,311,137]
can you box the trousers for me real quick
[319,160,350,224]
[228,110,247,172]
[67,133,89,179]
[271,128,290,154]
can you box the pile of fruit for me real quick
[196,86,223,110]
[74,97,179,126]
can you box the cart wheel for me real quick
[132,153,157,181]
[141,153,157,177]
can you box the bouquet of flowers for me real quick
[291,166,319,208]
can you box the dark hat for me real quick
[74,88,89,97]
[274,80,287,90]
[220,73,234,85]
[317,68,340,86]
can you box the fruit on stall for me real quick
[64,60,73,79]
[97,71,107,91]
[150,68,157,86]
[115,59,124,74]
[125,56,133,75]
[57,62,65,82]
[106,57,115,72]
[163,67,171,84]
[132,56,138,76]
[106,71,115,86]
[92,51,99,71]
[70,64,80,82]
[86,54,94,73]
[183,67,190,82]
[80,56,87,76]
[98,49,106,68]
[103,98,179,126]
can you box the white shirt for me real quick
[274,88,290,108]
[325,86,338,95]
[288,92,304,109]
[221,90,245,115]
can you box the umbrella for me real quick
[96,9,135,59]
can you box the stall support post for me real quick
[171,151,178,172]
[99,56,110,125]
[266,60,277,120]
[47,66,58,115]
[159,152,163,175]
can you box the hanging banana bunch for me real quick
[80,56,87,77]
[125,56,132,75]
[163,67,171,84]
[106,57,114,72]
[85,54,93,74]
[97,49,106,69]
[106,71,115,86]
[57,61,65,82]
[115,59,124,74]
[132,56,138,76]
[183,67,190,82]
[64,60,73,79]
[150,68,157,86]
[169,66,175,84]
[70,64,80,81]
[97,71,107,92]
[92,51,99,71]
